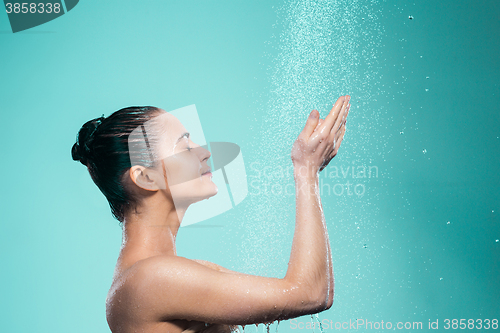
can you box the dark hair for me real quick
[72,106,162,223]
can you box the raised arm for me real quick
[288,94,349,310]
[116,96,350,325]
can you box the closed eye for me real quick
[178,132,192,152]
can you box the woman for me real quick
[71,95,351,333]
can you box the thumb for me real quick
[301,110,319,138]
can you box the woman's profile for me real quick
[71,95,351,333]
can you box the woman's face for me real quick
[154,112,218,206]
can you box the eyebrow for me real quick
[176,132,189,143]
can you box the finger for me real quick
[334,120,346,142]
[314,118,324,132]
[328,103,348,146]
[332,98,350,135]
[320,95,349,136]
[344,103,350,123]
[334,103,350,134]
[310,98,344,144]
[331,126,346,157]
[319,159,331,172]
[320,123,347,171]
[300,110,320,139]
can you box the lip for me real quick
[202,172,212,177]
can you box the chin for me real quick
[188,183,218,204]
[211,186,218,197]
[204,183,218,200]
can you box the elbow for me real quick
[298,282,331,313]
[283,272,333,315]
[318,286,333,311]
[310,273,334,312]
[323,267,334,310]
[308,288,330,313]
[325,290,334,310]
[325,279,334,310]
[311,278,334,312]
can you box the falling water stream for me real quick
[240,0,384,271]
[237,0,383,331]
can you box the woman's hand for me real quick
[291,95,350,176]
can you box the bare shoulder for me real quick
[106,256,233,325]
[106,256,183,325]
[107,255,196,298]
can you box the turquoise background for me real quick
[0,0,499,332]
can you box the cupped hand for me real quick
[291,95,350,176]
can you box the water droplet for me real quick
[425,88,429,92]
[315,314,325,333]
[439,277,443,280]
[426,76,430,79]
[496,239,499,243]
[447,221,450,225]
[363,244,368,248]
[409,15,414,20]
[400,131,404,134]
[422,149,427,154]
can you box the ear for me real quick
[129,165,161,191]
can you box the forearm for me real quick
[326,229,334,308]
[285,169,330,308]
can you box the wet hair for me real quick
[71,106,163,223]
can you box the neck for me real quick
[120,192,188,258]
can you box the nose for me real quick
[192,141,211,162]
[199,144,211,162]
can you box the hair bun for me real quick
[72,116,105,165]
